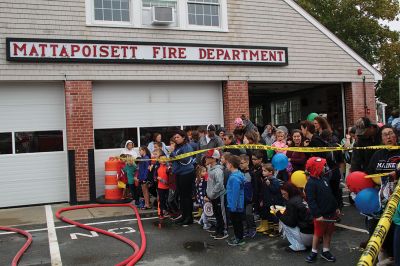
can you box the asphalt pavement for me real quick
[0,196,368,266]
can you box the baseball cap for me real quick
[205,149,220,159]
[355,117,374,136]
[207,124,216,132]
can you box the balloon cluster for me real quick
[346,171,380,215]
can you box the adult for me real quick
[366,125,400,261]
[189,130,200,152]
[393,204,400,266]
[233,127,245,145]
[120,140,138,158]
[197,124,224,162]
[261,124,276,145]
[341,126,356,177]
[147,132,169,156]
[286,129,308,172]
[170,130,195,226]
[276,182,313,252]
[387,109,399,127]
[351,117,379,172]
[241,114,258,133]
[314,116,339,143]
[217,127,226,139]
[222,133,244,156]
[199,124,224,149]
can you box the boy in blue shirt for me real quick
[226,155,246,246]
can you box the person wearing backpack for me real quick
[239,154,256,239]
[275,182,313,252]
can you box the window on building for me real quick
[87,0,227,31]
[15,131,63,154]
[94,128,138,149]
[142,0,178,26]
[271,99,301,125]
[0,132,12,155]
[188,0,220,27]
[250,106,263,127]
[94,0,130,22]
[139,126,181,146]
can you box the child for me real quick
[226,155,246,246]
[195,165,211,230]
[239,154,256,238]
[304,157,340,263]
[122,156,137,202]
[194,165,207,217]
[138,146,152,210]
[251,151,264,230]
[260,163,283,237]
[205,149,228,240]
[156,156,169,219]
[271,129,288,154]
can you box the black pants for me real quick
[230,211,244,240]
[158,188,169,212]
[129,183,139,202]
[176,171,195,221]
[212,197,225,235]
[329,168,343,209]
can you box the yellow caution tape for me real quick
[357,183,400,266]
[364,173,392,179]
[114,144,400,163]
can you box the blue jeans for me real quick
[395,224,400,266]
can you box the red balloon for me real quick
[346,171,375,193]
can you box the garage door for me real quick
[93,81,223,196]
[0,83,68,208]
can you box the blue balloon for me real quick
[355,188,380,215]
[272,153,289,171]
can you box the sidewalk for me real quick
[0,203,158,227]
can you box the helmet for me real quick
[305,157,327,177]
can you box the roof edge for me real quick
[284,0,382,81]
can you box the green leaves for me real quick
[297,0,400,111]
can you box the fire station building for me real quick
[0,0,380,207]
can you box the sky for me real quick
[384,19,400,31]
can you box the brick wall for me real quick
[65,81,94,202]
[223,81,249,132]
[344,82,376,127]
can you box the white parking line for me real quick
[0,216,158,235]
[45,205,62,266]
[334,223,369,234]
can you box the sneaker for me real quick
[321,251,336,262]
[206,226,216,233]
[213,233,229,240]
[203,224,212,230]
[158,215,165,220]
[171,214,183,221]
[306,252,318,263]
[180,219,193,227]
[227,238,245,246]
[210,232,218,238]
[244,230,257,239]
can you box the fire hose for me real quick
[0,226,32,266]
[55,203,146,266]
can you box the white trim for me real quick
[85,0,228,32]
[283,0,382,81]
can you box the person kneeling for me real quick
[275,182,313,252]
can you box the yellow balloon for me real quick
[291,170,307,188]
[372,175,382,185]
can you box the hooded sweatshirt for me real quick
[120,140,138,158]
[226,170,246,213]
[206,164,225,200]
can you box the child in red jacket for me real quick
[157,156,169,219]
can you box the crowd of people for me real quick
[117,114,400,265]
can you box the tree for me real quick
[296,0,400,113]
